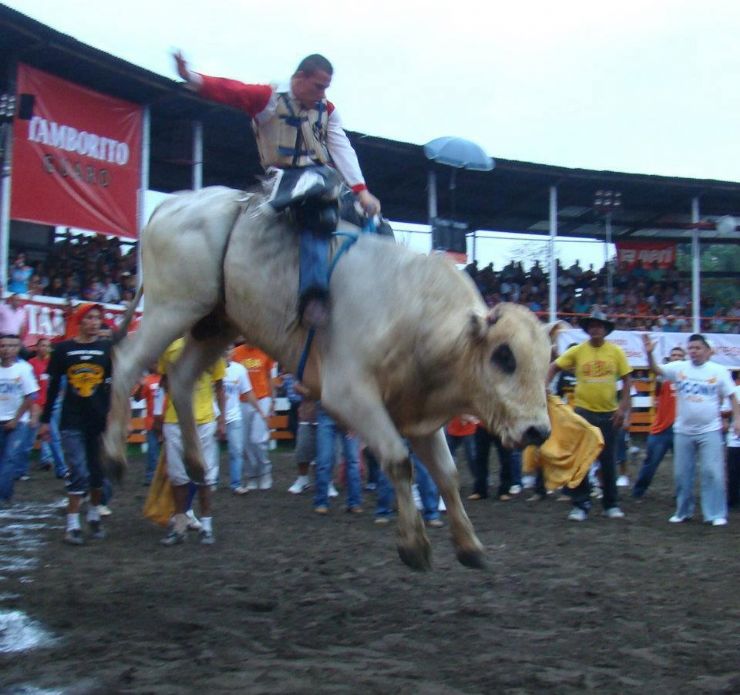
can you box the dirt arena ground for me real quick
[1,443,739,694]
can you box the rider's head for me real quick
[292,54,333,108]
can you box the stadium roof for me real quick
[3,4,740,242]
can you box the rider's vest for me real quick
[254,90,331,169]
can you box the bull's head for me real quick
[464,303,551,449]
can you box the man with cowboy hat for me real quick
[546,308,633,521]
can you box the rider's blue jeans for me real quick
[299,230,330,298]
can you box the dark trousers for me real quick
[571,408,618,512]
[632,426,673,499]
[472,429,519,498]
[728,447,740,508]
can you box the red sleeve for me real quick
[198,76,273,118]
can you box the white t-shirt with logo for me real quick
[728,385,740,448]
[222,361,252,424]
[661,360,735,435]
[0,361,39,423]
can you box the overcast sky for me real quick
[5,0,738,266]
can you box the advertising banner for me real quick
[11,64,142,238]
[615,241,676,270]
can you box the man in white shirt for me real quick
[222,352,266,495]
[0,334,38,503]
[643,333,740,526]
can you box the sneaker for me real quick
[18,475,30,482]
[374,516,391,525]
[616,475,630,488]
[346,506,363,514]
[467,493,484,501]
[425,518,444,528]
[364,482,377,492]
[438,497,446,512]
[711,518,728,527]
[328,483,339,498]
[314,505,329,515]
[258,474,272,491]
[509,484,522,495]
[603,507,625,519]
[199,529,215,544]
[97,505,112,517]
[526,493,546,503]
[288,476,311,494]
[668,514,691,524]
[64,529,85,545]
[232,486,249,495]
[185,510,202,531]
[568,508,588,522]
[88,519,106,539]
[245,480,259,491]
[160,529,186,546]
[590,487,603,500]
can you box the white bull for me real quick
[104,186,551,570]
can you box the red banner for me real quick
[11,64,142,238]
[615,240,676,270]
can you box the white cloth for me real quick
[222,362,252,424]
[0,361,38,422]
[661,360,736,435]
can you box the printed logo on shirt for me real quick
[67,363,105,397]
[581,360,615,380]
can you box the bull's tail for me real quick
[113,284,143,342]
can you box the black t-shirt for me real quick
[41,339,113,432]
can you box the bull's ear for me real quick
[467,312,488,343]
[485,306,501,327]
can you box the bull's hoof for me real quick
[397,543,432,572]
[456,548,488,570]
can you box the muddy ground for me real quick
[1,442,739,694]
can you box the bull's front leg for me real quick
[408,430,486,570]
[322,383,431,571]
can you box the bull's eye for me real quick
[491,344,516,374]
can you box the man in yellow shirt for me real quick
[157,338,226,545]
[546,310,632,521]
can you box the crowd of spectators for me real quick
[4,234,739,333]
[7,232,138,306]
[464,257,740,334]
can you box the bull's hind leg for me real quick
[166,330,237,483]
[103,308,196,479]
[408,430,486,569]
[321,382,431,571]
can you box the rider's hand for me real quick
[357,190,381,217]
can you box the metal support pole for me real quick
[192,120,203,191]
[691,197,701,333]
[605,211,613,305]
[548,185,558,323]
[427,170,437,223]
[0,122,11,292]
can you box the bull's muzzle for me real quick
[521,425,550,448]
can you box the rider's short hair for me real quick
[295,54,333,77]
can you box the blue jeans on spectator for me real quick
[62,429,105,496]
[375,453,440,521]
[364,447,381,490]
[45,395,66,478]
[0,425,29,501]
[16,422,36,479]
[673,430,726,522]
[446,433,477,478]
[226,419,245,490]
[472,429,521,498]
[632,426,673,499]
[313,407,362,510]
[144,429,160,484]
